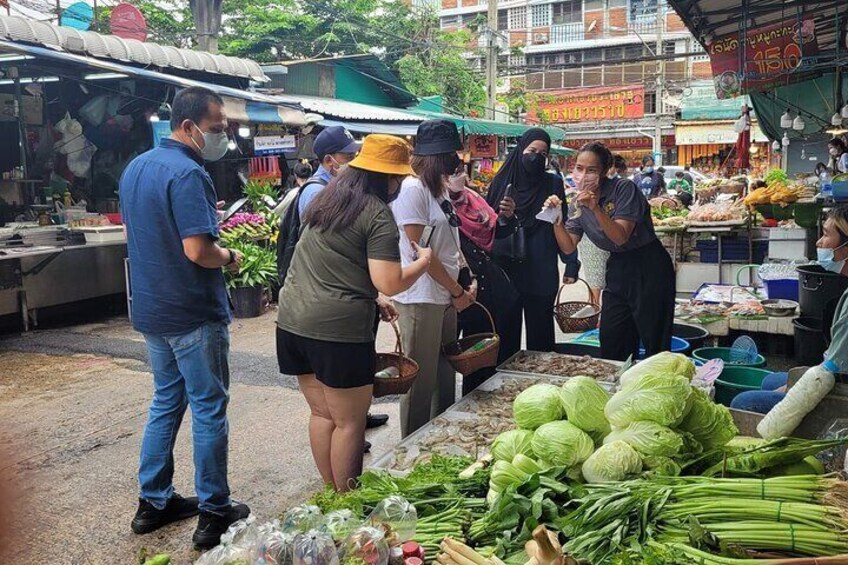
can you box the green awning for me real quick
[550,144,577,156]
[410,109,566,141]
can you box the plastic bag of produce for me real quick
[603,421,683,458]
[513,384,564,430]
[757,365,835,440]
[559,377,611,437]
[257,530,296,565]
[679,388,738,449]
[293,529,339,565]
[618,352,695,388]
[490,429,535,462]
[368,496,417,543]
[341,526,390,565]
[605,373,692,428]
[324,509,361,541]
[283,504,325,533]
[531,420,594,467]
[581,440,642,483]
[195,518,258,565]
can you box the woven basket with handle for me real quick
[553,278,600,333]
[373,320,419,398]
[442,302,500,375]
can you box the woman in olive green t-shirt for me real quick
[276,135,431,491]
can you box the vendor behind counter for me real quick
[733,205,848,418]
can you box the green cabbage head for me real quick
[581,440,643,483]
[678,388,738,449]
[604,373,692,428]
[490,429,535,462]
[559,377,611,437]
[513,384,564,430]
[618,352,696,388]
[641,455,682,477]
[603,421,684,458]
[531,420,594,467]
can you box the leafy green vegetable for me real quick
[604,421,684,458]
[678,388,738,450]
[559,376,611,437]
[511,454,545,476]
[490,460,530,492]
[641,456,681,477]
[618,352,696,388]
[605,373,692,428]
[513,384,564,430]
[491,430,535,462]
[531,420,594,467]
[581,440,643,483]
[765,168,789,186]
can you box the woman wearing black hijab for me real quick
[486,128,579,355]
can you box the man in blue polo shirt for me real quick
[296,125,361,217]
[120,86,249,549]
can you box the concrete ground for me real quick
[0,285,592,565]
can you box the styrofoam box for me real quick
[76,226,126,243]
[768,227,806,260]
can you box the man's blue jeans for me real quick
[139,322,231,513]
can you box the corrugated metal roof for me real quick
[0,14,268,82]
[292,96,423,122]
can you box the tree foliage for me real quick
[125,0,487,115]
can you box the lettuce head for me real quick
[604,373,692,428]
[513,384,564,430]
[603,421,683,458]
[490,429,535,462]
[679,388,738,449]
[531,420,594,467]
[581,440,643,483]
[559,377,611,437]
[619,352,696,388]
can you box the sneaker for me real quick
[131,493,199,535]
[192,503,251,550]
[364,440,372,454]
[366,413,389,429]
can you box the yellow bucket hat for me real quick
[349,134,413,176]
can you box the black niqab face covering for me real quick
[485,128,552,228]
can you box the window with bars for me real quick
[440,15,461,28]
[623,44,645,59]
[531,4,552,27]
[629,0,658,21]
[509,54,526,67]
[508,6,527,29]
[604,47,624,61]
[663,40,676,55]
[644,90,657,114]
[584,48,603,63]
[552,0,582,24]
[498,9,508,30]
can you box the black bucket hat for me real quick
[413,119,462,156]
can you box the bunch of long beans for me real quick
[413,506,474,556]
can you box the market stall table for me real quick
[0,232,127,330]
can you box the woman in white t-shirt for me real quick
[391,120,477,437]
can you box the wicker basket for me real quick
[443,302,500,375]
[373,321,419,398]
[553,278,601,333]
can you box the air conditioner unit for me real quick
[533,33,549,44]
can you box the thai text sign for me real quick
[468,135,498,158]
[708,19,817,99]
[561,136,675,150]
[529,86,645,123]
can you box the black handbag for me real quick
[491,219,526,263]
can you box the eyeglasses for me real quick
[440,199,462,227]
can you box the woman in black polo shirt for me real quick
[546,142,675,361]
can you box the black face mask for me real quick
[522,152,546,176]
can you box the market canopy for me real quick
[666,0,845,96]
[411,109,567,141]
[0,40,311,126]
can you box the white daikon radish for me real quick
[757,365,835,440]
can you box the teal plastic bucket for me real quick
[692,347,767,368]
[714,367,772,406]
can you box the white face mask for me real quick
[191,124,229,162]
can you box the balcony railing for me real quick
[550,22,585,44]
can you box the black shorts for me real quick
[276,327,376,389]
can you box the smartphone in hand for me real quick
[414,225,435,260]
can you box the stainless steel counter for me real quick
[0,241,127,329]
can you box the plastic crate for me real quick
[696,238,767,264]
[764,278,799,301]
